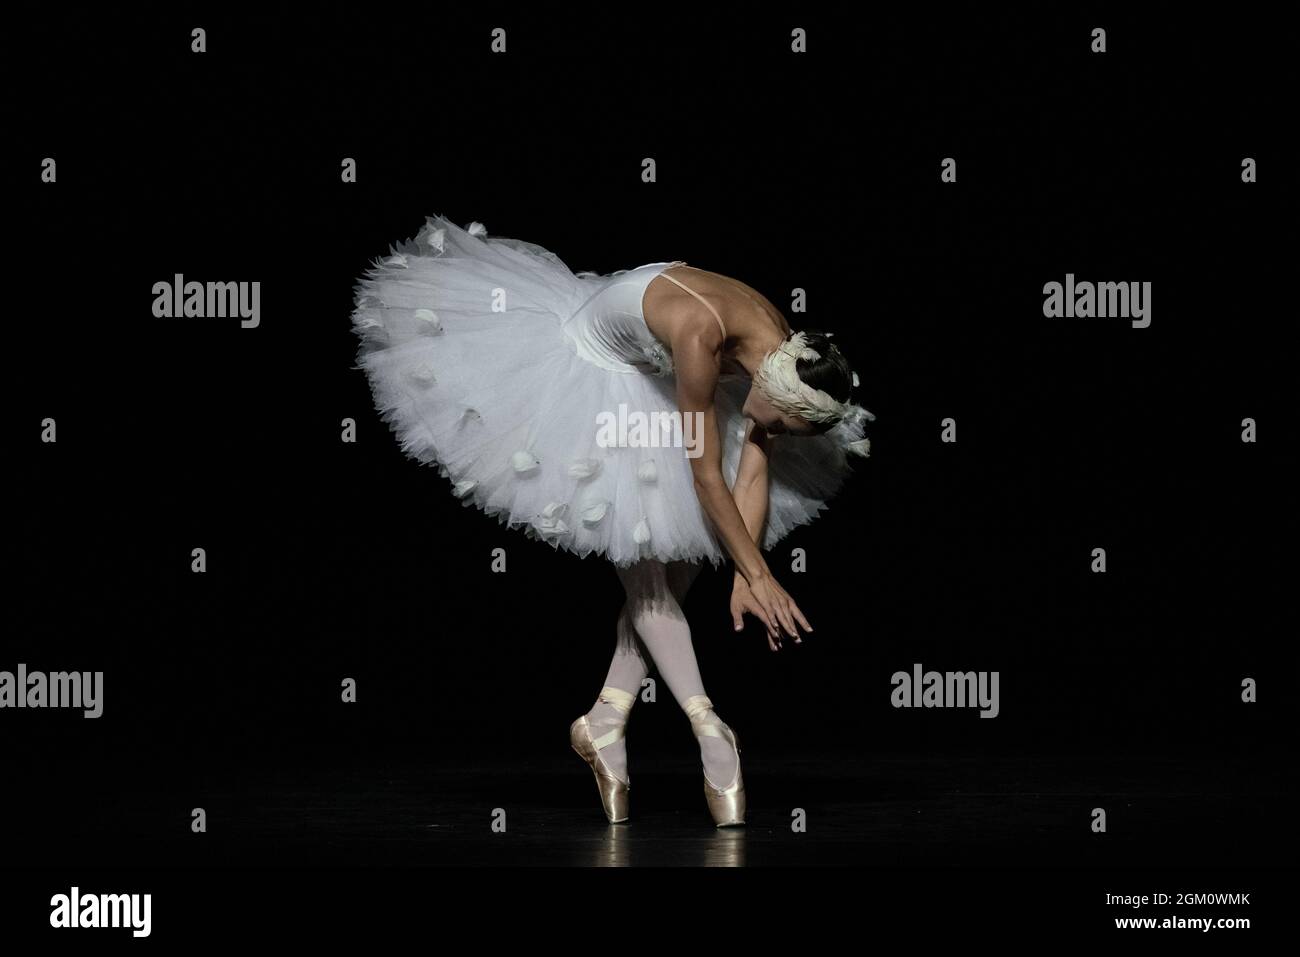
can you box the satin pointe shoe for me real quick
[569,686,635,823]
[684,694,746,827]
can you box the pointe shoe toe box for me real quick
[570,715,630,824]
[702,731,746,827]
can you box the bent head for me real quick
[742,389,822,436]
[743,330,857,437]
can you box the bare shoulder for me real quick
[644,268,726,345]
[663,265,791,340]
[653,265,783,342]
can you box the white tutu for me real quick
[350,214,870,568]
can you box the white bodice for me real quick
[561,262,681,376]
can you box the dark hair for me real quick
[788,330,855,433]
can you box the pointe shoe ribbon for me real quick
[570,686,636,824]
[684,694,746,827]
[590,686,634,749]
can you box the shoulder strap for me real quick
[658,266,727,340]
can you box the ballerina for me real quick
[350,215,874,826]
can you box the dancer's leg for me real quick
[583,560,705,783]
[582,604,647,784]
[666,558,703,605]
[614,559,738,788]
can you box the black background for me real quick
[6,4,1293,934]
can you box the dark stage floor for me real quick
[18,750,1290,869]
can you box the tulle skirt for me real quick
[350,214,867,568]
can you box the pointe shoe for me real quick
[569,686,635,823]
[684,694,746,827]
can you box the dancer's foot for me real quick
[584,686,635,785]
[571,686,637,823]
[700,735,739,790]
[690,706,739,789]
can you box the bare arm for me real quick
[726,421,785,648]
[731,418,770,554]
[672,331,770,584]
[672,330,812,641]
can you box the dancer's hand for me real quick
[731,575,781,650]
[749,573,813,645]
[732,572,812,650]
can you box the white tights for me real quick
[584,559,739,789]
